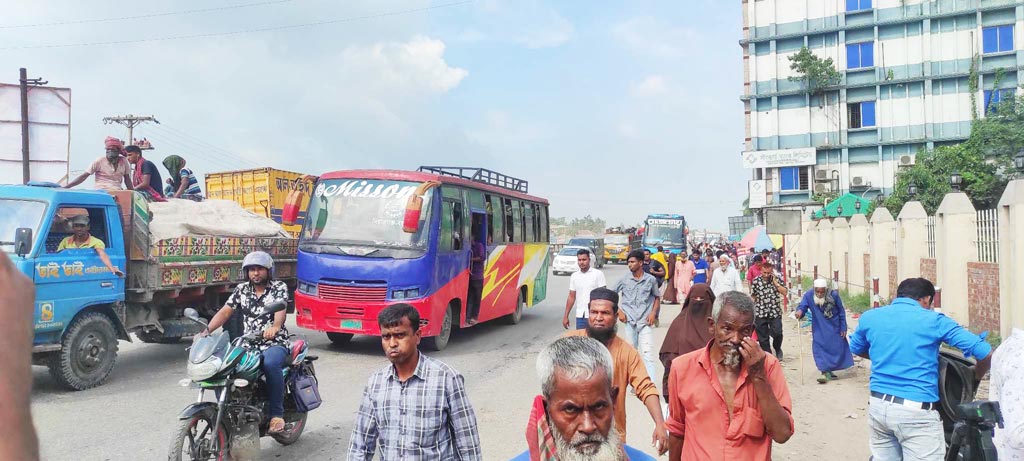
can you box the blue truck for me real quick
[1,183,296,390]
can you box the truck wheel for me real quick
[423,305,453,351]
[326,332,353,346]
[137,330,180,344]
[47,312,119,391]
[503,290,524,325]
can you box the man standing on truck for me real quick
[58,215,124,278]
[202,251,291,434]
[64,137,133,192]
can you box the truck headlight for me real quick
[392,288,420,300]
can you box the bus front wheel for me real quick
[423,305,453,351]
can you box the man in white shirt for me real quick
[991,327,1024,460]
[562,248,606,330]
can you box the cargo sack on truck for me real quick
[148,199,291,241]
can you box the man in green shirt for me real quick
[57,215,123,277]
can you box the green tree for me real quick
[787,47,842,95]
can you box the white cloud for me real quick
[516,13,573,49]
[337,36,468,95]
[613,16,703,57]
[629,75,669,97]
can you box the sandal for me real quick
[268,417,286,433]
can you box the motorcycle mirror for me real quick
[183,308,206,325]
[261,301,288,316]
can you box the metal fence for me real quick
[926,216,936,258]
[976,209,999,263]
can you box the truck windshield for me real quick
[605,235,629,245]
[646,220,684,246]
[300,179,432,254]
[0,200,46,253]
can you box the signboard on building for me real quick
[765,209,802,235]
[0,83,71,184]
[742,147,816,169]
[748,180,767,209]
[728,215,757,238]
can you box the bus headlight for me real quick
[297,281,318,296]
[391,288,420,300]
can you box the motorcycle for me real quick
[168,302,319,460]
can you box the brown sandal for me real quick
[268,417,285,433]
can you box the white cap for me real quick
[813,278,828,288]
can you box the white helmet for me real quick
[242,251,274,276]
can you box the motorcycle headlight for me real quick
[187,356,223,381]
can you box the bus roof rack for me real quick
[417,166,529,193]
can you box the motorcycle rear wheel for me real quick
[168,408,228,461]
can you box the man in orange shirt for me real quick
[565,287,669,455]
[666,290,794,460]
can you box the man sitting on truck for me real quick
[63,137,133,192]
[57,214,124,278]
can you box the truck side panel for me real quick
[205,168,315,237]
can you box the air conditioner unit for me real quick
[814,183,830,194]
[899,155,914,166]
[814,170,829,181]
[852,176,865,186]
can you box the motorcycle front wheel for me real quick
[168,408,228,461]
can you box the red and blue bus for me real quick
[290,167,551,350]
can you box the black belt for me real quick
[871,391,937,411]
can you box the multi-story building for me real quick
[741,0,1021,211]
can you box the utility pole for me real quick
[102,114,159,145]
[19,67,48,184]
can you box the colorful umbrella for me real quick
[738,225,783,252]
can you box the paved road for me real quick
[31,264,671,460]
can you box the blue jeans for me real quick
[575,317,588,330]
[262,346,289,418]
[620,322,657,381]
[868,397,945,461]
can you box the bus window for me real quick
[452,201,464,251]
[518,201,527,243]
[502,198,514,242]
[511,202,523,243]
[539,205,549,242]
[440,201,454,252]
[524,203,535,243]
[484,194,495,244]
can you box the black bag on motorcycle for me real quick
[290,364,322,412]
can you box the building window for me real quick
[846,0,872,12]
[846,42,874,69]
[984,88,1015,113]
[779,166,809,191]
[848,101,876,128]
[983,25,1014,54]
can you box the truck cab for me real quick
[2,183,129,390]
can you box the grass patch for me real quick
[839,290,872,314]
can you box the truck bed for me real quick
[108,191,297,298]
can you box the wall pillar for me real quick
[869,208,896,302]
[998,179,1024,337]
[896,201,929,283]
[935,192,977,326]
[848,213,870,295]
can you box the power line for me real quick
[137,129,247,170]
[138,131,239,171]
[153,124,260,166]
[0,0,474,50]
[0,0,294,29]
[139,127,257,169]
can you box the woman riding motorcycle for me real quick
[202,251,291,433]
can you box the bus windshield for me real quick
[0,199,46,253]
[645,219,684,246]
[301,179,432,256]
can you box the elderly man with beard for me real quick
[795,278,853,384]
[513,336,656,461]
[666,291,794,460]
[562,288,669,455]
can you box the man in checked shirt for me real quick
[347,304,482,460]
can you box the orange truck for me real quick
[205,168,317,237]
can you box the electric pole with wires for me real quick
[102,114,159,147]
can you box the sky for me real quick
[1,0,746,232]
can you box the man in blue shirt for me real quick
[849,278,993,461]
[690,249,709,285]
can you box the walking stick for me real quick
[796,315,805,385]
